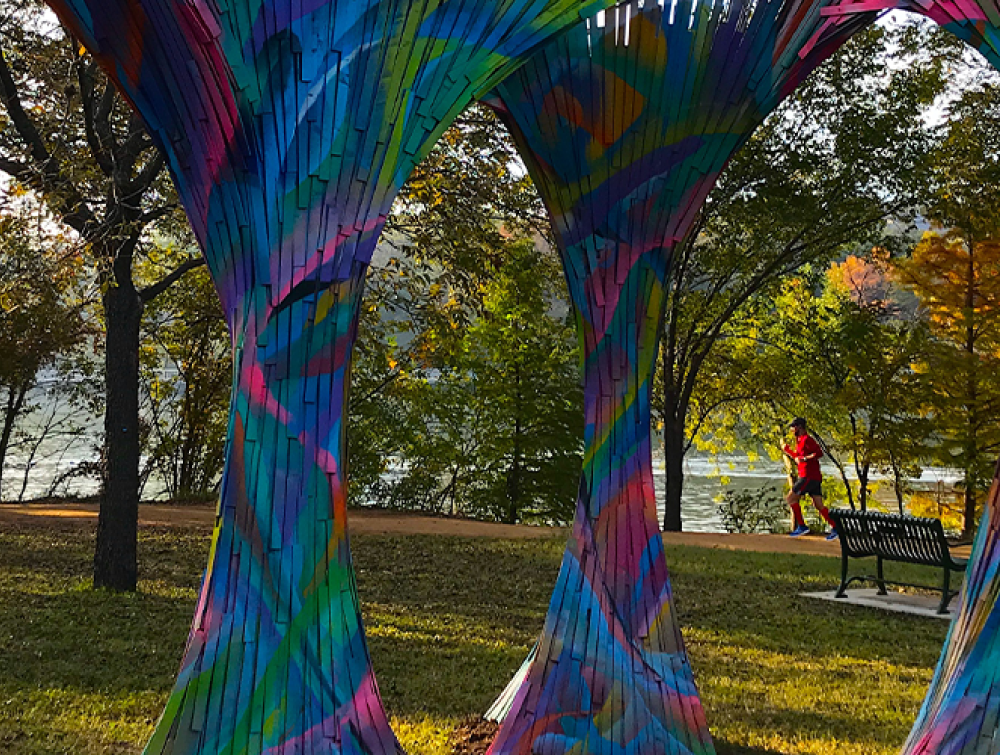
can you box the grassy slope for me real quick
[0,523,950,754]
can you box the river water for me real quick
[662,453,963,532]
[2,381,963,531]
[4,416,962,533]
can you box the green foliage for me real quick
[923,84,1000,237]
[0,0,210,588]
[385,104,550,290]
[698,256,932,513]
[350,242,583,524]
[451,242,582,524]
[717,485,784,534]
[882,81,1000,533]
[0,214,89,497]
[0,4,183,269]
[894,231,1000,532]
[677,38,1000,529]
[656,21,955,527]
[350,107,582,525]
[138,245,231,501]
[779,261,929,507]
[347,254,438,507]
[0,219,83,389]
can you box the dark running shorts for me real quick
[792,478,823,497]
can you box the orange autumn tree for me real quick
[826,253,930,512]
[895,231,1000,537]
[894,83,1000,538]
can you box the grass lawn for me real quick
[0,521,951,754]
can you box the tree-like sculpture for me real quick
[904,472,1000,755]
[42,1,619,752]
[34,0,1000,753]
[482,2,870,752]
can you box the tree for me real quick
[689,253,931,520]
[349,107,583,523]
[655,22,956,530]
[139,242,231,501]
[896,232,1000,536]
[764,258,930,511]
[891,78,1000,538]
[458,240,583,524]
[384,104,549,297]
[360,241,583,524]
[346,252,444,508]
[0,3,202,589]
[0,213,86,496]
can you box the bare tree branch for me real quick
[139,256,206,303]
[0,48,97,236]
[76,56,115,177]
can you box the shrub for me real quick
[718,485,785,533]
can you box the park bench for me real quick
[827,509,968,615]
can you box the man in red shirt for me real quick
[782,417,837,539]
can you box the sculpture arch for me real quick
[37,0,1000,753]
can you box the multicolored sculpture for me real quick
[44,1,618,752]
[481,2,870,752]
[35,0,1000,753]
[904,470,1000,755]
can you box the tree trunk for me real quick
[963,236,978,540]
[858,462,870,512]
[506,450,522,525]
[964,483,977,539]
[506,363,523,525]
[94,281,142,591]
[850,415,867,511]
[892,458,905,515]
[662,408,684,532]
[834,462,856,510]
[0,382,28,497]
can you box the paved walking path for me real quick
[1,501,977,560]
[0,501,871,556]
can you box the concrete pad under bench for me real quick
[802,588,957,620]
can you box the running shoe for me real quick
[789,524,810,537]
[825,529,839,541]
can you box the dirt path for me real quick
[0,502,566,538]
[0,501,869,557]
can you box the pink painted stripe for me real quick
[820,0,907,14]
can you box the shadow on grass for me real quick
[0,523,942,754]
[0,524,209,592]
[355,535,939,751]
[0,525,206,699]
[666,545,951,669]
[353,535,562,719]
[0,586,195,695]
[715,742,782,755]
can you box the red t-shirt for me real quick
[792,434,823,480]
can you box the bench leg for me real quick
[876,556,888,595]
[939,568,953,615]
[836,552,849,598]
